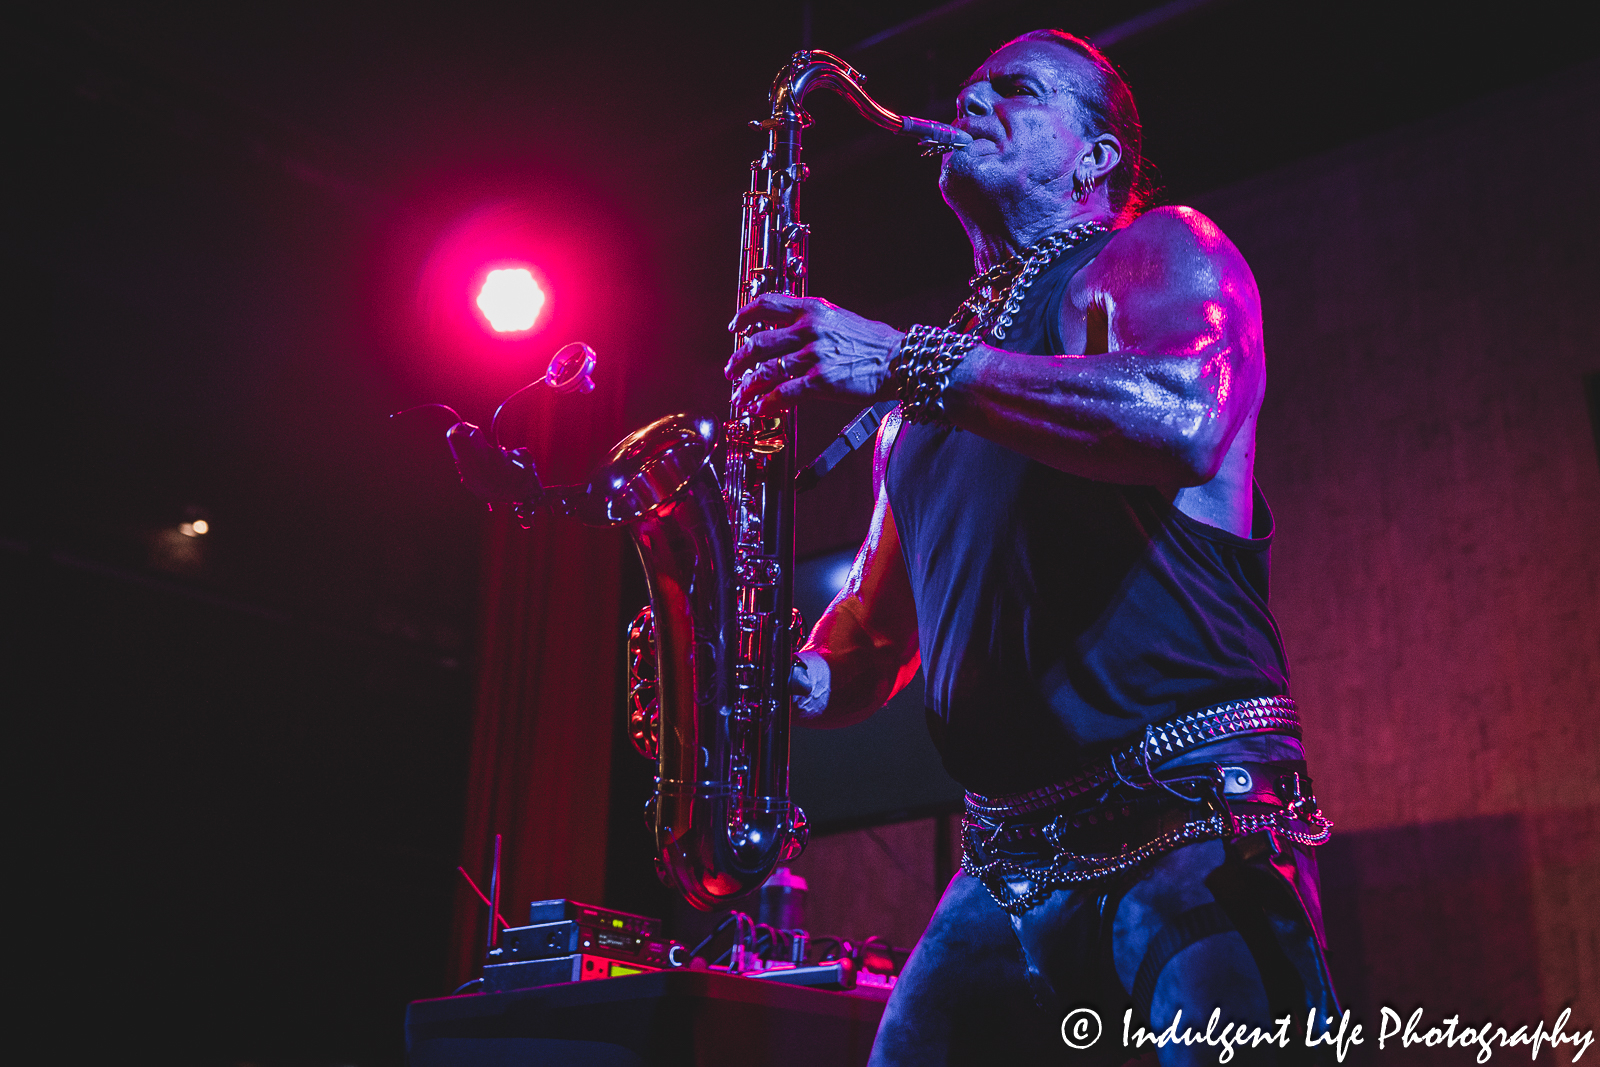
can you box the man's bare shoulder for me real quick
[1081,206,1257,300]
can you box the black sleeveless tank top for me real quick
[886,232,1290,795]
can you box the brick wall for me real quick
[1197,61,1600,1028]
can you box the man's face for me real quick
[939,39,1096,217]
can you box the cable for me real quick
[751,923,779,958]
[490,379,544,448]
[687,913,741,961]
[390,402,464,423]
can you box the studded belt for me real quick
[957,697,1331,915]
[973,760,1313,849]
[963,695,1302,821]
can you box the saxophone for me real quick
[442,52,965,912]
[614,52,966,911]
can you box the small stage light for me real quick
[190,519,209,535]
[476,268,546,332]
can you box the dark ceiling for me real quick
[12,0,1598,651]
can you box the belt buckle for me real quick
[1218,765,1254,796]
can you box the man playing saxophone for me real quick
[726,30,1338,1067]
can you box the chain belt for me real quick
[963,807,1333,915]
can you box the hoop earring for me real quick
[1071,171,1098,203]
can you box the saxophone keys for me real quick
[781,804,809,861]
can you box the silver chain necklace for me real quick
[949,221,1108,341]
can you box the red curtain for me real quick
[448,384,627,986]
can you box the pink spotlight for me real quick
[476,268,546,332]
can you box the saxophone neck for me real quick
[768,50,892,132]
[766,49,969,150]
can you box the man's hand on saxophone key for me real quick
[725,292,904,415]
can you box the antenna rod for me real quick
[488,834,502,950]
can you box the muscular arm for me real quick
[792,414,920,727]
[727,207,1265,505]
[945,208,1264,490]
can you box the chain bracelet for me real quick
[890,325,980,425]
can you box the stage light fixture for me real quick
[476,268,545,333]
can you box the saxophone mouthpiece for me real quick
[900,115,972,154]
